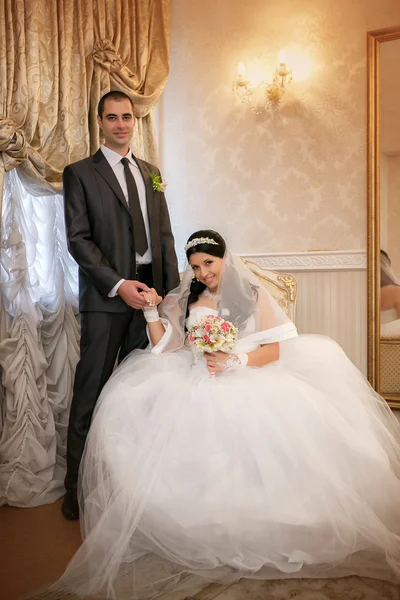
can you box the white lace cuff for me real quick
[220,353,248,370]
[143,307,159,323]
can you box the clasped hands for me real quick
[117,280,162,310]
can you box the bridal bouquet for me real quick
[188,315,238,355]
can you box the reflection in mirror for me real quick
[379,38,400,400]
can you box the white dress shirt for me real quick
[100,145,152,297]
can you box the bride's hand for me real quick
[205,351,230,373]
[205,351,248,373]
[141,288,162,308]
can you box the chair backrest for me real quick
[241,258,297,322]
[380,335,400,395]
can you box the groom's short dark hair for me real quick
[98,91,134,118]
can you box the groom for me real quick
[62,91,179,519]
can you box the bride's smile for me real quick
[189,252,223,292]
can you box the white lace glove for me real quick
[217,353,248,371]
[142,306,160,323]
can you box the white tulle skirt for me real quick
[56,335,400,598]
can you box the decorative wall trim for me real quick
[240,250,367,272]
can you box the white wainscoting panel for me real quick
[241,252,368,375]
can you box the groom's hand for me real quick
[141,288,163,307]
[117,280,150,309]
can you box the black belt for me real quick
[135,263,152,277]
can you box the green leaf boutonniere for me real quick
[150,172,167,193]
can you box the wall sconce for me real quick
[232,51,292,114]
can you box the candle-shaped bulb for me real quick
[279,50,286,65]
[238,61,246,77]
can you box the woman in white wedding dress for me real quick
[57,231,400,599]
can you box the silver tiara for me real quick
[184,237,219,252]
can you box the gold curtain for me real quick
[0,0,92,198]
[91,0,170,153]
[0,0,170,227]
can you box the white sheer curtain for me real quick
[0,169,80,506]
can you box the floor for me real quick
[0,499,81,600]
[1,500,400,600]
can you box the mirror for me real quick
[368,28,400,409]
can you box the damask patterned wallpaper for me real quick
[160,0,400,260]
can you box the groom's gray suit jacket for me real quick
[63,148,179,312]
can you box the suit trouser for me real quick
[64,268,153,490]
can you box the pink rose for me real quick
[205,324,211,331]
[189,335,194,342]
[221,322,230,332]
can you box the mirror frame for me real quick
[367,27,400,409]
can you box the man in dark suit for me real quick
[62,91,179,519]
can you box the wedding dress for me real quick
[381,308,400,335]
[56,252,400,599]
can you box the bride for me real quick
[57,230,400,599]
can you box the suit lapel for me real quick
[92,149,130,214]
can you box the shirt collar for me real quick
[101,144,138,169]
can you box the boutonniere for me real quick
[149,172,167,193]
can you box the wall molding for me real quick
[240,250,367,272]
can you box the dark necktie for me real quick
[121,157,148,256]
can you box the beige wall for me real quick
[381,39,400,155]
[387,156,400,275]
[160,0,400,263]
[380,38,400,277]
[380,154,400,275]
[380,153,389,253]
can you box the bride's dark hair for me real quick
[185,230,226,307]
